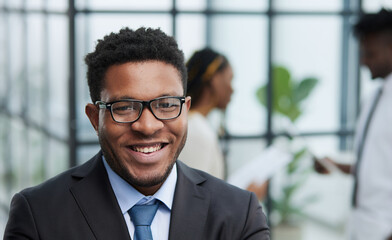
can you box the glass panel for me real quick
[0,115,11,221]
[210,15,268,136]
[8,13,25,115]
[0,12,6,103]
[47,15,69,139]
[46,139,68,176]
[363,0,392,12]
[28,128,46,186]
[211,0,268,11]
[27,14,45,125]
[77,145,101,165]
[7,0,23,8]
[273,0,342,12]
[75,14,172,142]
[46,0,68,12]
[26,0,44,9]
[176,0,206,11]
[176,14,207,60]
[76,0,171,11]
[0,116,11,234]
[272,16,341,133]
[9,119,28,190]
[83,14,172,44]
[225,138,267,177]
[74,15,94,142]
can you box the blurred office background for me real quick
[1,0,391,238]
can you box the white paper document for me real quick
[227,146,292,189]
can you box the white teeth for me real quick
[134,145,162,153]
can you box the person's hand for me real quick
[313,157,335,174]
[387,234,392,240]
[246,181,268,200]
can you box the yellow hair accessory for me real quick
[201,56,224,82]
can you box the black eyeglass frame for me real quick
[95,96,186,123]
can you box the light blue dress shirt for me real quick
[103,157,177,240]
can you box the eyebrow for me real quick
[108,93,183,102]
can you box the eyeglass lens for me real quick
[111,97,182,123]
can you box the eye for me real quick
[112,102,140,115]
[154,98,180,112]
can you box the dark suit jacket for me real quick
[4,151,270,240]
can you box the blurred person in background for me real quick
[179,48,268,200]
[315,9,392,240]
[4,27,270,240]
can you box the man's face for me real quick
[360,34,392,79]
[86,61,191,195]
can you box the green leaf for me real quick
[255,65,314,122]
[293,148,307,160]
[286,106,301,122]
[256,85,267,107]
[293,77,318,104]
[273,66,293,115]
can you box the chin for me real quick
[129,160,176,188]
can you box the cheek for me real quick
[99,117,127,142]
[169,117,187,137]
[222,82,233,98]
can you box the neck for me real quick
[133,183,162,196]
[191,88,218,116]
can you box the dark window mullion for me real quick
[68,0,77,167]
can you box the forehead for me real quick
[102,61,184,101]
[361,33,391,47]
[223,64,233,76]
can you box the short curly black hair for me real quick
[354,8,392,39]
[85,27,187,103]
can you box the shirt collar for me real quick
[102,156,177,214]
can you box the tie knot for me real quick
[129,201,160,226]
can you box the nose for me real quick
[229,83,234,95]
[131,108,164,135]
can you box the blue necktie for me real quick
[129,201,159,240]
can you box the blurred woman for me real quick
[180,48,267,200]
[179,48,233,180]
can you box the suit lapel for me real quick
[169,161,210,240]
[70,152,131,240]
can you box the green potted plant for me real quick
[256,65,318,237]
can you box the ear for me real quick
[209,72,222,92]
[85,103,99,133]
[185,96,191,111]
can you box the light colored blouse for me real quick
[179,112,225,179]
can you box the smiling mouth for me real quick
[130,143,166,153]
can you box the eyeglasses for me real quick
[95,96,186,123]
